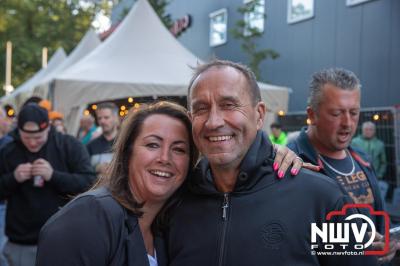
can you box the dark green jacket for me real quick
[352,135,387,179]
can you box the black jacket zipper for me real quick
[218,193,230,266]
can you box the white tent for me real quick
[50,0,290,134]
[0,48,66,110]
[258,82,291,133]
[34,29,101,99]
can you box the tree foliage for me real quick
[0,0,107,96]
[230,0,279,80]
[148,0,173,29]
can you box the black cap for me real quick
[18,103,49,133]
[270,122,282,129]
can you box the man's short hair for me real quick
[308,68,361,111]
[362,121,376,130]
[187,59,261,108]
[270,122,282,130]
[97,102,119,116]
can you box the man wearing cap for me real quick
[0,103,96,266]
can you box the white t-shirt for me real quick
[147,250,157,266]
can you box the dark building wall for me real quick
[112,0,400,111]
[165,0,400,111]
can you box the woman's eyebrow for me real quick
[143,135,188,145]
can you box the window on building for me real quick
[346,0,374,6]
[243,0,265,36]
[209,8,228,47]
[287,0,314,24]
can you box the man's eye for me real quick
[223,103,234,108]
[193,106,208,113]
[350,111,359,116]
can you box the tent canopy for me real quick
[51,0,203,133]
[50,0,290,134]
[34,29,101,99]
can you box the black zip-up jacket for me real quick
[0,127,96,244]
[36,188,167,266]
[167,131,378,266]
[287,127,385,234]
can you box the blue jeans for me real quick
[0,204,8,266]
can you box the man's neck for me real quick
[210,165,239,193]
[103,129,117,141]
[307,127,346,159]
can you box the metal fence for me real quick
[277,106,400,187]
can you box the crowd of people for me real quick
[0,59,398,266]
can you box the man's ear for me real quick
[306,106,316,125]
[256,102,266,130]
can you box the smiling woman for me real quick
[35,101,198,266]
[35,100,306,266]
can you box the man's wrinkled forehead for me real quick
[188,66,248,104]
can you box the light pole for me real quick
[42,47,48,68]
[3,41,14,95]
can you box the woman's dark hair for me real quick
[94,101,198,216]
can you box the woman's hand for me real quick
[273,144,319,179]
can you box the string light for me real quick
[373,114,380,121]
[83,110,90,116]
[278,110,285,116]
[134,103,140,109]
[128,97,134,103]
[7,109,14,116]
[120,105,126,111]
[91,104,97,110]
[306,118,311,125]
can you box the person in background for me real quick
[269,122,287,145]
[38,100,67,134]
[352,121,387,180]
[0,104,96,266]
[38,100,52,114]
[288,68,399,264]
[0,107,12,266]
[86,102,120,177]
[49,112,66,134]
[0,107,12,149]
[77,114,99,145]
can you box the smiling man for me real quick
[167,60,377,266]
